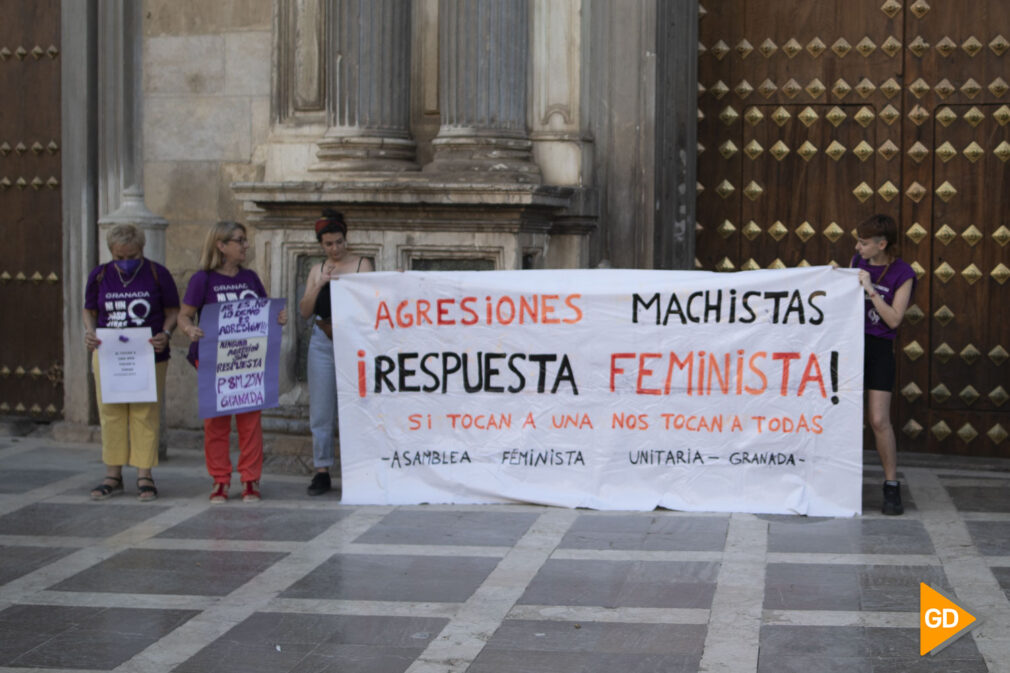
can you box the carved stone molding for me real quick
[274,0,327,126]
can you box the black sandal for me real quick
[90,475,124,501]
[136,476,158,502]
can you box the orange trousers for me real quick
[203,410,263,484]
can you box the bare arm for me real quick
[867,277,913,330]
[150,306,180,353]
[299,264,326,319]
[83,309,100,351]
[177,303,204,341]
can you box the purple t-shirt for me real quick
[84,260,180,362]
[182,268,268,366]
[852,255,916,340]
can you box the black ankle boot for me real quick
[307,471,331,496]
[882,480,904,515]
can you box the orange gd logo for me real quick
[920,583,978,656]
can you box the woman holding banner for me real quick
[177,221,287,503]
[852,213,916,515]
[299,209,374,496]
[84,224,179,502]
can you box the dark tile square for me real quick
[862,480,916,514]
[965,521,1010,556]
[146,475,327,502]
[480,620,706,655]
[156,506,352,541]
[518,559,718,609]
[354,510,538,547]
[0,468,80,494]
[944,485,1010,513]
[559,514,728,551]
[281,553,499,602]
[51,548,287,596]
[291,645,423,673]
[758,654,872,673]
[764,563,861,611]
[0,604,197,669]
[767,519,935,555]
[993,567,1010,601]
[468,651,702,673]
[0,545,78,584]
[226,612,446,647]
[174,612,446,673]
[764,564,950,612]
[0,502,168,538]
[136,474,225,500]
[759,625,986,673]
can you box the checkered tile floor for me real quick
[0,435,1008,672]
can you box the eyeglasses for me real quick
[227,237,248,245]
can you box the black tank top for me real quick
[313,282,332,319]
[313,258,363,318]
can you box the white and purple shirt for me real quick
[85,259,180,363]
[182,268,267,366]
[851,255,916,340]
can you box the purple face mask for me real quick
[114,258,142,275]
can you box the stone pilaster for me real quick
[312,0,417,173]
[96,0,168,264]
[61,0,98,427]
[424,0,541,183]
[530,0,593,187]
[654,0,698,270]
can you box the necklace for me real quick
[874,259,893,284]
[114,260,145,287]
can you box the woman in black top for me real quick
[299,209,374,495]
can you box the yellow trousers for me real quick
[92,350,168,469]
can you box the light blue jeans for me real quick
[307,324,338,468]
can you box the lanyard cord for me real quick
[851,256,893,285]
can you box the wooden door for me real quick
[0,0,63,419]
[698,0,1010,457]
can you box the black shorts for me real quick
[864,335,896,392]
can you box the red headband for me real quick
[314,218,331,235]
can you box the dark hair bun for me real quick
[321,208,344,223]
[315,208,348,240]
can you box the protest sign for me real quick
[331,267,864,515]
[197,298,286,418]
[96,327,158,403]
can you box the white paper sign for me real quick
[332,267,865,516]
[96,327,158,403]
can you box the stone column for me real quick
[96,0,168,264]
[424,0,541,183]
[312,0,418,173]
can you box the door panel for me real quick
[698,0,1009,457]
[0,0,63,419]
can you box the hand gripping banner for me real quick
[331,267,864,515]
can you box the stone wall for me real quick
[142,0,275,429]
[127,0,696,433]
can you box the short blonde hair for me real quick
[106,223,145,251]
[199,221,246,271]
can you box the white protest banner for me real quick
[331,267,864,516]
[96,327,158,403]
